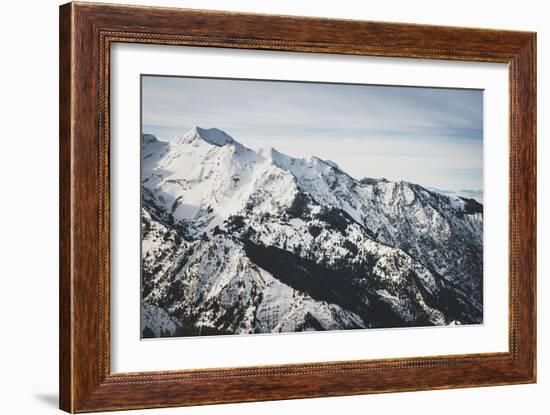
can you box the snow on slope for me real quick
[141,303,181,338]
[141,127,292,235]
[141,127,484,337]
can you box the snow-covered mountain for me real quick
[141,127,483,337]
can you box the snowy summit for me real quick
[140,127,483,338]
[174,126,235,146]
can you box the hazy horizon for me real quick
[142,75,483,196]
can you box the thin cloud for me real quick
[142,75,483,193]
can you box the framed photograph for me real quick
[59,2,536,412]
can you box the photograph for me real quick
[2,0,543,413]
[140,75,484,338]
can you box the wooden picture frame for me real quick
[59,2,536,412]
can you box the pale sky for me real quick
[142,75,483,194]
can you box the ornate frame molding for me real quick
[60,2,536,412]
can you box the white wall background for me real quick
[0,0,546,414]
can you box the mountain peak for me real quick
[172,126,236,147]
[192,126,235,146]
[310,156,342,171]
[141,133,159,145]
[268,147,291,164]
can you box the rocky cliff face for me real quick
[140,127,483,337]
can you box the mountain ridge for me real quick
[141,127,483,337]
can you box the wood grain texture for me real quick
[59,2,537,412]
[59,3,73,411]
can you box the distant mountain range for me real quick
[427,187,483,204]
[140,127,483,338]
